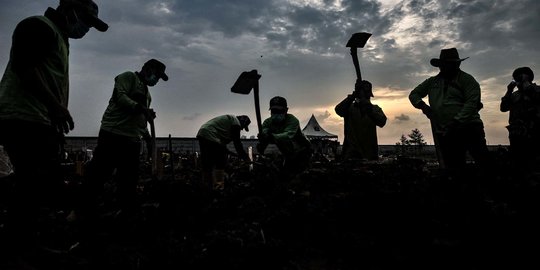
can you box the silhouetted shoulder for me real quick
[115,71,137,81]
[458,70,480,85]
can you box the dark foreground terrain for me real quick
[1,153,540,269]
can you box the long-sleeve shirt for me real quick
[260,114,311,156]
[197,114,247,157]
[500,83,540,132]
[409,70,483,132]
[100,71,151,139]
[0,8,69,125]
[335,96,387,160]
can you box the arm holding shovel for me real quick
[135,104,158,175]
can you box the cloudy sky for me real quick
[1,0,538,145]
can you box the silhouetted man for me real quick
[83,59,168,222]
[0,0,108,264]
[335,79,387,160]
[409,48,490,175]
[197,114,251,190]
[257,96,312,174]
[500,67,540,175]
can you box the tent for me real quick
[302,114,338,157]
[302,114,338,140]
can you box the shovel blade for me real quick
[346,32,372,48]
[231,70,261,94]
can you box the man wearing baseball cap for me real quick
[81,59,169,224]
[0,0,108,265]
[197,115,251,190]
[257,96,312,175]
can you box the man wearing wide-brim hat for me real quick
[408,48,491,174]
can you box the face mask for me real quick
[145,74,159,86]
[271,114,286,123]
[67,19,90,39]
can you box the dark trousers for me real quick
[283,147,312,175]
[509,135,540,175]
[0,120,65,250]
[438,123,491,172]
[198,137,227,172]
[82,129,141,214]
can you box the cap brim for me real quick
[160,73,169,81]
[244,126,249,132]
[87,16,108,32]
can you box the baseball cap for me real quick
[143,59,169,81]
[237,115,251,132]
[269,96,287,110]
[60,0,108,32]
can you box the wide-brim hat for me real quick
[430,48,469,67]
[143,59,169,81]
[60,0,108,32]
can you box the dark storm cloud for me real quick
[1,0,537,145]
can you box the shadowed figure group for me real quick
[2,0,540,268]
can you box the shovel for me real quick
[346,32,372,81]
[149,116,158,179]
[231,69,263,134]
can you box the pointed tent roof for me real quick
[302,114,338,140]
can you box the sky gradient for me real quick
[1,0,538,145]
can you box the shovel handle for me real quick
[350,47,362,81]
[254,82,263,134]
[149,118,157,177]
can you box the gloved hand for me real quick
[134,104,156,120]
[50,105,74,134]
[147,108,157,120]
[417,101,433,119]
[507,80,517,94]
[355,98,373,112]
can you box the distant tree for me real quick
[408,128,426,147]
[395,134,410,156]
[395,129,427,156]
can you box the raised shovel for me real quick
[231,69,263,134]
[346,32,372,81]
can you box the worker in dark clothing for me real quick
[257,96,312,175]
[500,67,540,175]
[335,79,387,161]
[409,48,491,174]
[82,59,168,219]
[197,115,251,190]
[0,0,108,266]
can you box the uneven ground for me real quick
[1,153,540,269]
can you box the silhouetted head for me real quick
[141,59,169,86]
[431,48,469,79]
[353,80,373,99]
[269,96,288,112]
[269,96,288,123]
[512,67,534,83]
[237,115,251,132]
[58,0,108,38]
